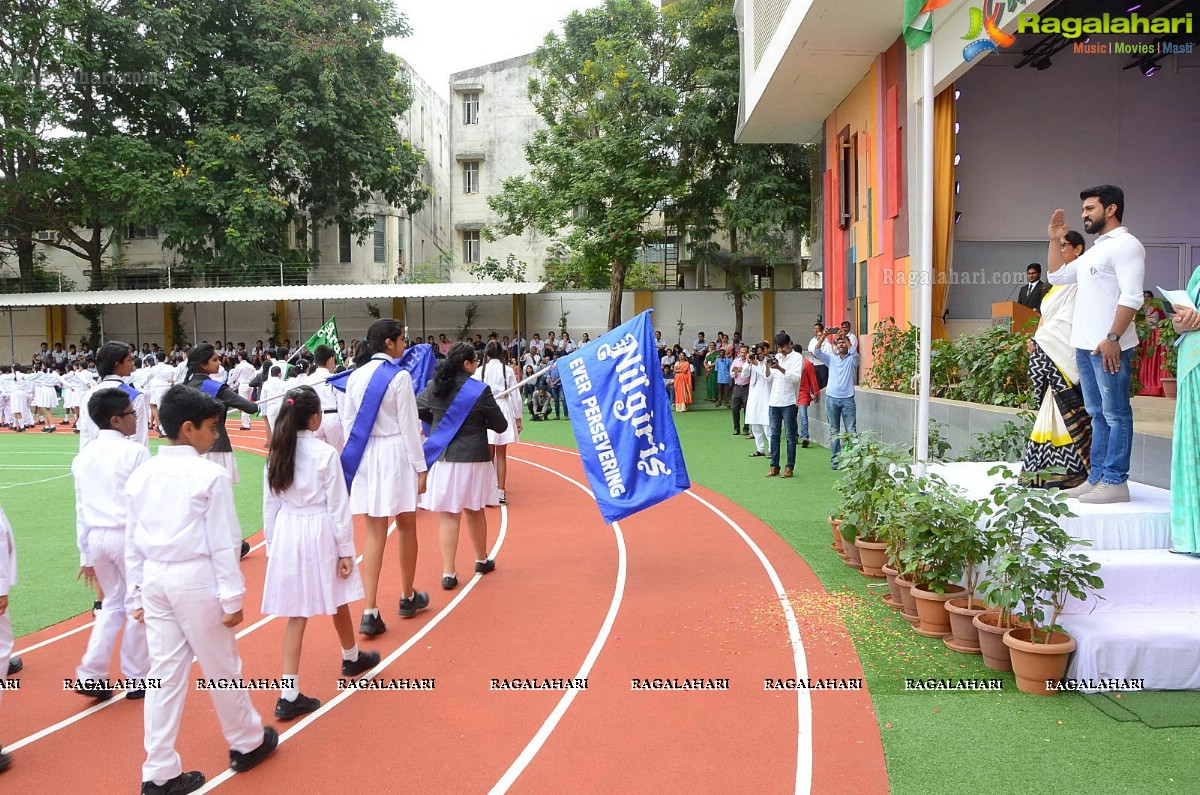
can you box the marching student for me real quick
[78,342,150,449]
[259,366,288,442]
[341,318,428,635]
[418,343,507,591]
[262,386,379,720]
[147,352,176,436]
[0,502,16,772]
[125,386,276,795]
[309,345,344,453]
[71,389,151,701]
[181,344,259,484]
[475,341,522,505]
[228,351,258,431]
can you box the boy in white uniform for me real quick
[309,345,344,452]
[126,386,276,795]
[78,342,151,449]
[0,503,16,772]
[72,389,151,700]
[228,351,258,431]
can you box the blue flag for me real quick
[559,310,690,524]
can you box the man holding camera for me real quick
[813,335,860,470]
[764,332,806,478]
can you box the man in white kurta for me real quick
[72,391,151,697]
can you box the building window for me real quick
[373,216,386,263]
[126,224,158,239]
[463,161,479,194]
[462,92,479,124]
[339,225,352,263]
[463,231,480,264]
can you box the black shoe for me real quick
[340,649,380,677]
[359,612,387,636]
[240,540,251,559]
[47,425,56,433]
[749,451,765,457]
[6,656,21,676]
[442,574,459,590]
[398,590,430,618]
[801,438,809,448]
[475,559,496,575]
[59,419,70,425]
[127,688,146,700]
[73,681,114,701]
[140,771,205,795]
[732,430,741,435]
[0,747,9,773]
[229,726,278,773]
[93,599,102,615]
[274,693,320,721]
[73,427,81,434]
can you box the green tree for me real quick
[665,0,814,338]
[488,0,679,329]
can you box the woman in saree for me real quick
[673,348,694,412]
[1023,231,1091,489]
[1169,267,1200,554]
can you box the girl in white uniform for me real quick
[340,319,428,636]
[474,341,522,505]
[8,367,31,431]
[262,386,378,720]
[32,365,62,430]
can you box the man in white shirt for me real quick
[763,332,806,478]
[1047,185,1144,504]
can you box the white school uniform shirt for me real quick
[259,376,288,421]
[72,429,150,566]
[149,362,175,390]
[262,432,354,558]
[78,377,151,449]
[0,504,16,598]
[475,358,521,416]
[1046,225,1145,351]
[124,446,245,614]
[340,354,427,473]
[764,349,806,407]
[309,367,340,412]
[229,360,257,392]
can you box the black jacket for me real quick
[416,373,508,463]
[183,373,259,454]
[1017,280,1048,312]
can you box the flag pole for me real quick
[915,29,935,470]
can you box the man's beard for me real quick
[1083,216,1102,234]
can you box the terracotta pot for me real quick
[1162,377,1178,399]
[841,535,862,569]
[881,564,903,610]
[894,574,920,624]
[943,597,989,654]
[1003,627,1078,696]
[855,538,888,578]
[911,583,967,638]
[973,611,1018,672]
[828,516,842,552]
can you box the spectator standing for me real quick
[763,333,805,478]
[814,335,860,470]
[715,348,732,408]
[729,345,752,435]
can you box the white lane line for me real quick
[0,464,73,468]
[509,440,813,795]
[13,620,96,657]
[0,473,71,489]
[200,506,511,792]
[489,457,626,795]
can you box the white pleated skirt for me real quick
[419,460,497,514]
[9,390,29,414]
[34,385,58,409]
[487,402,520,446]
[349,434,419,517]
[205,451,240,484]
[63,388,79,410]
[151,385,170,406]
[262,511,365,617]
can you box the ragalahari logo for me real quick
[959,0,1029,62]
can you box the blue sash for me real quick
[340,359,402,489]
[422,378,486,469]
[118,383,142,401]
[198,378,222,398]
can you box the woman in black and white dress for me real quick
[475,341,522,505]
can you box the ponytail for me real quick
[354,318,405,368]
[266,385,322,494]
[432,342,477,398]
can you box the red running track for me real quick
[0,429,886,793]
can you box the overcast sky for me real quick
[386,1,603,89]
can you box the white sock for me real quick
[341,645,359,662]
[443,572,456,579]
[363,607,379,618]
[476,559,488,565]
[281,675,298,701]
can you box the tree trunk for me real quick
[87,222,105,290]
[607,259,627,330]
[729,227,744,339]
[16,235,35,292]
[734,290,744,340]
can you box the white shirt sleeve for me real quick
[262,468,281,556]
[1114,235,1146,311]
[1047,259,1078,285]
[394,371,428,474]
[326,450,356,558]
[205,472,246,614]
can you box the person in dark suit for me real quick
[1018,263,1049,312]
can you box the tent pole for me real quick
[192,303,197,347]
[7,309,14,365]
[222,303,228,347]
[297,300,302,345]
[421,298,426,340]
[135,304,140,352]
[915,40,934,469]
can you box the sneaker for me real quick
[6,656,21,676]
[475,559,496,575]
[229,726,278,773]
[274,693,320,721]
[340,649,381,678]
[240,540,251,559]
[441,574,459,590]
[359,612,387,636]
[92,599,102,615]
[1061,480,1097,499]
[127,688,146,700]
[498,489,507,505]
[0,747,10,773]
[801,438,809,448]
[1079,482,1131,504]
[141,771,205,795]
[398,590,430,618]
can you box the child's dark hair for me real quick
[484,340,506,363]
[158,385,223,439]
[88,388,132,430]
[270,365,281,377]
[187,343,216,376]
[313,344,336,367]
[355,318,405,368]
[95,341,132,377]
[431,342,477,398]
[267,385,322,494]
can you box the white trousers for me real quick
[317,413,344,453]
[751,423,768,454]
[76,529,149,681]
[0,608,12,710]
[238,384,254,429]
[141,558,263,783]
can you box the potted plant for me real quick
[975,465,1098,685]
[1158,315,1179,398]
[901,472,978,639]
[833,434,907,578]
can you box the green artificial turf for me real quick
[0,431,265,637]
[520,401,1200,795]
[1085,691,1200,729]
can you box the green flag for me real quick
[303,316,342,364]
[904,0,933,51]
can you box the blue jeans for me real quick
[551,384,568,418]
[768,404,798,469]
[799,404,810,440]
[1076,347,1134,485]
[826,395,857,466]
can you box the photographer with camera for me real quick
[813,334,860,470]
[763,332,807,478]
